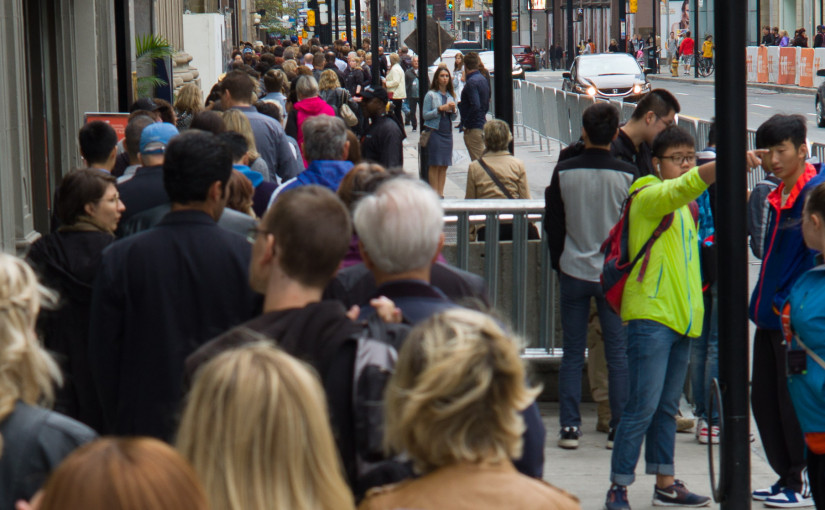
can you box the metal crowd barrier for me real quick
[508,81,825,190]
[441,199,560,355]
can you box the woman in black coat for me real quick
[26,169,125,432]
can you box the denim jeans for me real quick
[558,272,628,429]
[610,319,692,486]
[690,284,719,424]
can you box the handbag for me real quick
[337,89,359,127]
[476,158,540,240]
[419,129,431,148]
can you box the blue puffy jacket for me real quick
[785,264,825,435]
[749,163,825,330]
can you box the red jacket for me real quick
[679,37,695,56]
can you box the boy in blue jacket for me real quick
[749,114,825,508]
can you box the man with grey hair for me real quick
[353,177,451,322]
[352,177,548,478]
[269,115,352,206]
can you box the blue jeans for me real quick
[610,319,692,486]
[690,284,719,424]
[558,272,628,429]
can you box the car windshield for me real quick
[513,47,526,54]
[578,57,641,77]
[479,52,518,70]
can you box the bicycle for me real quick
[697,56,715,77]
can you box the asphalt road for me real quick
[526,70,825,143]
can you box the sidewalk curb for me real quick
[648,74,817,96]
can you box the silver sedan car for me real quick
[562,53,651,102]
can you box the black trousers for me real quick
[407,98,418,129]
[752,328,807,493]
[391,99,406,134]
[809,448,825,508]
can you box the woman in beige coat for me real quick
[465,119,533,239]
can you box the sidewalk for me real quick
[538,402,777,509]
[400,121,560,199]
[647,71,817,96]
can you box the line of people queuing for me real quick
[545,87,825,509]
[761,25,825,48]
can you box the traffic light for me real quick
[465,0,473,7]
[307,9,315,26]
[391,16,397,26]
[486,29,491,39]
[629,0,637,13]
[447,0,453,9]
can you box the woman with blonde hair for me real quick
[34,437,208,510]
[173,83,204,130]
[359,309,579,510]
[222,108,272,181]
[0,253,96,508]
[177,340,355,510]
[318,69,355,123]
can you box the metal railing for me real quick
[442,199,560,356]
[511,80,825,191]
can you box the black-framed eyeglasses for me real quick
[659,153,697,165]
[654,114,676,127]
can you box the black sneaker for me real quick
[652,480,711,507]
[558,426,582,449]
[607,427,616,449]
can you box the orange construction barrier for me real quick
[757,46,768,83]
[777,47,797,85]
[799,48,814,87]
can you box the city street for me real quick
[526,69,825,143]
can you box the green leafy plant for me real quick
[135,34,176,98]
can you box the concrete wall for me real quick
[184,13,228,97]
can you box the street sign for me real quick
[391,16,397,26]
[307,10,315,26]
[427,5,433,15]
[408,12,414,20]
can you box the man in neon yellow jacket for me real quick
[605,125,723,510]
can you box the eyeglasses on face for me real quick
[658,153,696,165]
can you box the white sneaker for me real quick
[763,488,814,508]
[697,422,719,444]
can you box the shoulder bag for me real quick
[476,158,539,240]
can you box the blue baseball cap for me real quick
[140,122,179,155]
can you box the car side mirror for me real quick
[643,68,652,75]
[817,69,825,77]
[562,72,572,79]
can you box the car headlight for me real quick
[586,86,597,96]
[633,84,642,94]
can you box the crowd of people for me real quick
[2,31,825,510]
[761,25,825,48]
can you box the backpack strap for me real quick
[635,213,674,282]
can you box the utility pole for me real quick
[529,1,534,48]
[356,0,362,48]
[618,0,626,51]
[370,0,379,86]
[566,0,573,66]
[651,0,657,72]
[346,0,352,45]
[715,0,751,504]
[494,0,514,150]
[334,0,339,39]
[417,0,429,181]
[693,0,698,77]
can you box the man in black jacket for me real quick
[186,185,363,486]
[361,86,404,168]
[558,88,680,178]
[88,131,260,441]
[458,52,491,161]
